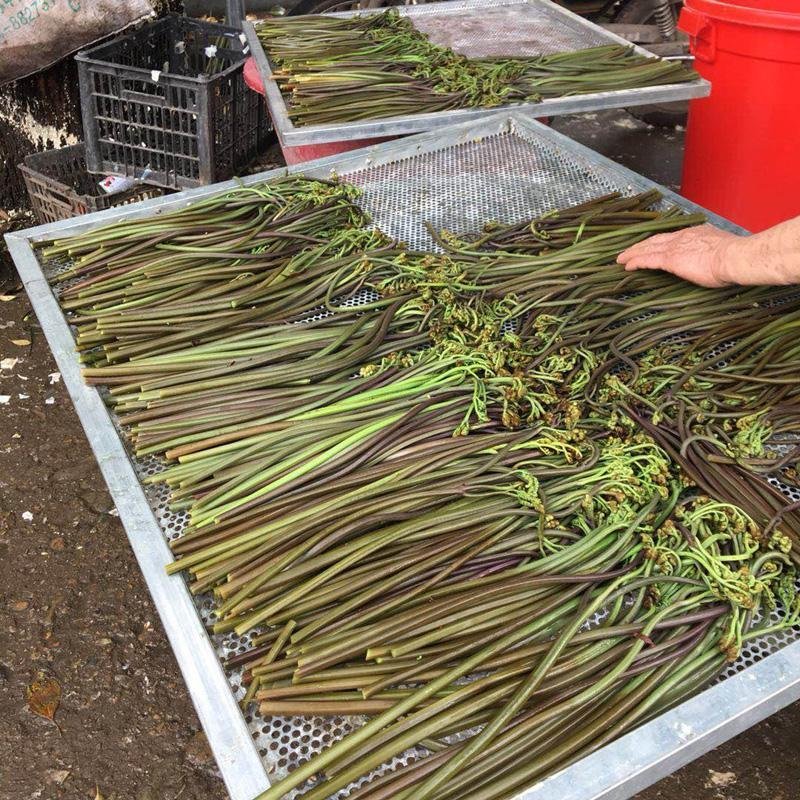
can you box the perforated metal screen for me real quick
[37,126,800,799]
[345,130,636,251]
[408,2,609,58]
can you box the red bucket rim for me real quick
[682,0,800,30]
[244,56,265,96]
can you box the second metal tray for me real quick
[244,0,710,148]
[7,113,800,800]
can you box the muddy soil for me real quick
[1,109,798,800]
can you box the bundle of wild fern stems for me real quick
[41,177,800,800]
[255,10,698,126]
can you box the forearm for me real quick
[718,216,800,286]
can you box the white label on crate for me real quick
[205,45,218,58]
[243,45,250,55]
[98,175,137,195]
[239,33,247,45]
[151,69,161,82]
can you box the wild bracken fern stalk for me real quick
[256,10,699,125]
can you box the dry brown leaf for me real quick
[11,338,31,347]
[26,671,61,721]
[0,294,15,302]
[94,786,105,800]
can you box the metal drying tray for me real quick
[243,0,710,148]
[7,113,800,800]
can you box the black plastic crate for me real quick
[76,15,269,189]
[19,143,165,225]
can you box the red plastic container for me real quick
[243,57,391,165]
[679,0,800,231]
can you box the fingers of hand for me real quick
[617,226,710,264]
[635,230,686,249]
[617,238,673,264]
[620,251,668,271]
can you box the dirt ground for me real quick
[2,110,799,800]
[0,260,222,799]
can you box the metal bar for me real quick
[245,0,709,148]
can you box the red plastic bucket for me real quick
[679,0,800,231]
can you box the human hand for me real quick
[616,224,741,288]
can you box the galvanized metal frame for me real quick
[7,113,800,800]
[243,0,710,148]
